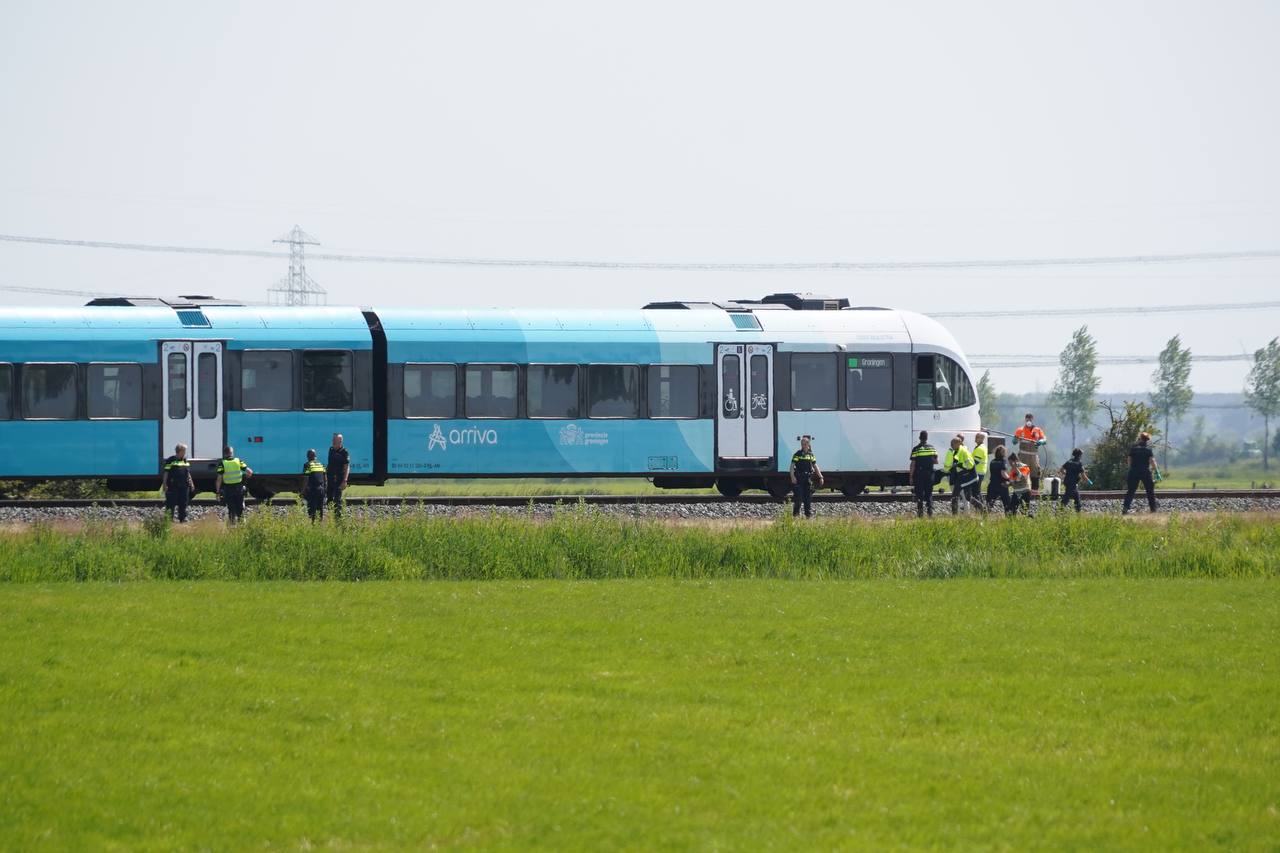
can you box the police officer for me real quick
[1122,431,1159,514]
[215,445,253,525]
[160,442,195,523]
[789,436,822,519]
[326,433,350,520]
[908,430,938,518]
[300,449,327,522]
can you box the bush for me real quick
[1088,400,1159,489]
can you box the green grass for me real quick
[1,580,1276,849]
[3,512,1279,581]
[1153,460,1279,490]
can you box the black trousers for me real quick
[1123,471,1158,513]
[987,483,1010,512]
[326,478,345,518]
[305,490,325,521]
[164,488,190,523]
[950,472,984,514]
[792,478,813,517]
[913,479,934,517]
[1061,484,1082,512]
[1008,490,1034,516]
[223,483,246,524]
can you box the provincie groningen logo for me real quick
[427,423,499,451]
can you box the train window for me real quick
[749,355,769,418]
[197,353,218,419]
[0,364,11,420]
[527,364,579,419]
[846,354,893,410]
[914,354,975,410]
[168,352,188,418]
[648,365,699,419]
[720,356,740,419]
[302,350,353,410]
[465,364,518,418]
[588,364,639,418]
[404,363,456,418]
[241,350,294,411]
[790,353,836,411]
[88,363,142,419]
[22,363,77,420]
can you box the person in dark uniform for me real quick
[1122,431,1159,514]
[215,445,253,525]
[1057,449,1090,513]
[326,433,350,520]
[300,449,327,522]
[986,444,1011,512]
[789,436,822,518]
[161,442,195,523]
[908,430,938,518]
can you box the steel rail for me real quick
[2,490,1277,510]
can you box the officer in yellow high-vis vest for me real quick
[215,445,253,525]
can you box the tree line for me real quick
[977,329,1280,479]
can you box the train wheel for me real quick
[765,479,792,500]
[840,482,867,498]
[715,479,744,499]
[248,481,276,502]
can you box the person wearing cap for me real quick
[1013,412,1048,489]
[789,436,823,519]
[1122,431,1159,514]
[908,430,939,518]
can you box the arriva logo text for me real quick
[428,423,499,451]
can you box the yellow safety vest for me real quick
[303,460,326,475]
[219,457,247,485]
[971,444,988,476]
[943,446,974,471]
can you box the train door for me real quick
[161,341,225,461]
[716,343,775,462]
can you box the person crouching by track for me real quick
[215,445,253,525]
[1006,451,1034,516]
[986,444,1012,512]
[1057,448,1090,513]
[908,430,939,518]
[300,449,327,522]
[789,436,823,519]
[944,436,984,515]
[161,442,195,523]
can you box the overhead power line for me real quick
[971,354,1252,368]
[931,300,1280,319]
[2,231,1279,271]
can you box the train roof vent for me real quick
[757,293,850,311]
[729,313,761,330]
[175,309,212,328]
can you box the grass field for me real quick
[3,512,1280,581]
[1,579,1276,849]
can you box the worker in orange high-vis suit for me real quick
[1013,412,1048,490]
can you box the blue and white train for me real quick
[0,293,979,498]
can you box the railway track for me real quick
[3,489,1278,509]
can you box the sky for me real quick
[1,0,1278,393]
